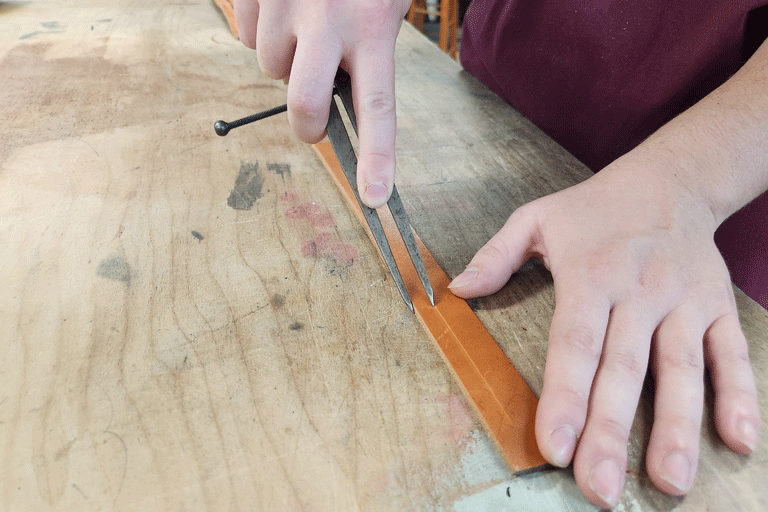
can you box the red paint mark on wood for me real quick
[436,394,475,443]
[285,202,334,227]
[301,233,358,266]
[330,243,358,266]
[282,190,357,266]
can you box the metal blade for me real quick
[334,69,358,137]
[326,99,414,313]
[334,68,434,306]
[387,186,435,306]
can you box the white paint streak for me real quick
[453,470,600,512]
[458,430,511,488]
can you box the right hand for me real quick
[234,0,412,208]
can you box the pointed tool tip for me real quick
[422,282,435,307]
[511,464,556,479]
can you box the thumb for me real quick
[448,207,539,299]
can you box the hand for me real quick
[234,0,412,208]
[448,152,760,508]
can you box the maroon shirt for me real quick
[461,0,768,309]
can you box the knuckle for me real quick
[508,202,545,249]
[637,263,665,294]
[557,384,590,412]
[289,90,326,120]
[359,0,404,27]
[709,280,735,308]
[258,62,285,80]
[359,90,395,119]
[580,249,617,290]
[718,385,758,411]
[596,417,631,444]
[660,345,703,373]
[476,240,507,264]
[560,326,603,361]
[509,202,537,230]
[731,349,752,366]
[664,416,702,448]
[359,149,393,169]
[607,346,646,382]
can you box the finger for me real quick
[646,304,705,496]
[255,6,295,80]
[448,205,540,298]
[349,44,399,208]
[535,280,611,470]
[573,302,655,509]
[705,311,760,454]
[234,0,259,49]
[286,33,342,144]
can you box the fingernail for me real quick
[739,420,758,452]
[364,182,388,208]
[548,425,576,467]
[588,459,622,508]
[659,452,691,493]
[448,268,479,289]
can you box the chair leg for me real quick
[408,0,458,59]
[407,0,426,31]
[439,0,457,59]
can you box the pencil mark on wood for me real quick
[19,21,65,40]
[227,161,264,210]
[104,430,128,496]
[191,230,204,241]
[76,138,99,157]
[19,30,62,40]
[53,438,76,462]
[72,483,88,500]
[96,257,131,284]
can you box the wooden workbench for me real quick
[1,1,766,510]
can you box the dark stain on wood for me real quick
[267,162,290,179]
[227,161,264,210]
[270,294,285,309]
[289,322,304,331]
[191,230,204,241]
[96,256,131,284]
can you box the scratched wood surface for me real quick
[1,1,766,511]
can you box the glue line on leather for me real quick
[313,142,546,471]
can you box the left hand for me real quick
[448,150,760,508]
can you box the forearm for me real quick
[629,38,768,226]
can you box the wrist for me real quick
[598,146,721,236]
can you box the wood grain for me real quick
[1,1,766,511]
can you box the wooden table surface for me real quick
[1,1,766,510]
